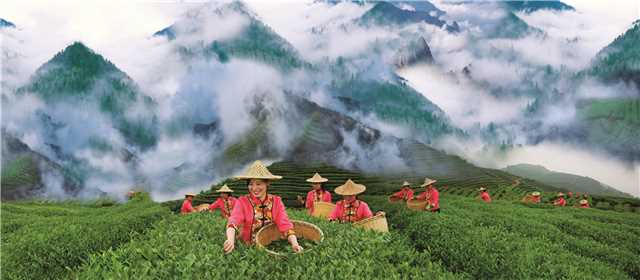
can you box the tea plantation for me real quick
[2,165,639,279]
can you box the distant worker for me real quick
[415,178,440,212]
[478,187,491,203]
[329,179,373,223]
[208,184,237,219]
[181,193,196,214]
[522,191,541,203]
[390,181,414,202]
[578,199,590,208]
[553,193,567,207]
[303,173,332,215]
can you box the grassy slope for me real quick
[503,163,632,197]
[576,98,640,161]
[0,155,41,195]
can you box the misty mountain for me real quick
[589,20,640,87]
[18,42,159,150]
[394,37,435,68]
[503,163,632,197]
[501,1,574,13]
[358,2,459,32]
[393,1,445,16]
[574,99,640,162]
[153,1,308,72]
[0,18,16,28]
[488,11,543,39]
[1,131,81,200]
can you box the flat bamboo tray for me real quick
[255,220,324,257]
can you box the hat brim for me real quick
[334,185,366,196]
[306,178,328,183]
[216,190,234,193]
[234,175,282,180]
[421,180,437,187]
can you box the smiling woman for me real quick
[223,160,303,253]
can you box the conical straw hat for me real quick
[557,192,565,197]
[402,181,411,187]
[334,179,366,196]
[579,199,588,204]
[306,173,328,183]
[233,160,282,180]
[479,187,487,191]
[216,184,234,193]
[185,193,196,197]
[532,191,541,196]
[421,177,437,187]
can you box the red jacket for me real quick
[328,199,373,223]
[209,197,238,218]
[391,188,414,201]
[480,192,491,202]
[554,197,566,207]
[417,188,440,210]
[227,194,293,244]
[305,190,332,214]
[180,199,194,214]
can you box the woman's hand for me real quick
[288,234,304,253]
[223,227,236,254]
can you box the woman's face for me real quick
[221,193,230,199]
[344,195,355,202]
[312,183,322,191]
[249,179,269,198]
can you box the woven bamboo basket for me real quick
[353,213,389,233]
[406,199,428,211]
[255,220,324,257]
[194,204,210,212]
[388,196,403,203]
[311,201,336,218]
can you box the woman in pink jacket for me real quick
[303,173,332,215]
[415,178,440,212]
[329,179,373,223]
[180,193,196,214]
[208,184,238,219]
[390,181,414,201]
[223,161,302,254]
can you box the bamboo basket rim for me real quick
[255,220,324,257]
[353,212,385,226]
[353,213,389,233]
[406,199,428,211]
[311,201,336,218]
[194,203,210,212]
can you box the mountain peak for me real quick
[502,0,574,13]
[0,18,16,28]
[45,41,118,76]
[360,1,459,32]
